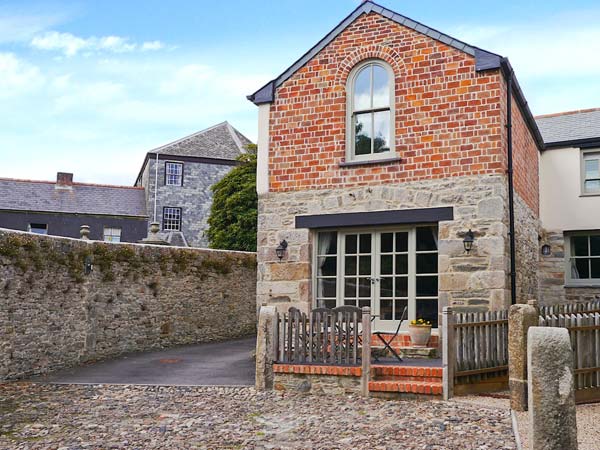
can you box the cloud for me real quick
[0,52,44,98]
[30,31,166,56]
[0,7,66,44]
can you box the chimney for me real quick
[56,172,73,186]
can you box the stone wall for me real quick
[273,365,361,395]
[0,229,256,380]
[258,174,511,315]
[514,193,539,303]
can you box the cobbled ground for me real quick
[0,383,516,449]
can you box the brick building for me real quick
[247,0,589,336]
[135,121,252,247]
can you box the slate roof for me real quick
[147,121,252,160]
[535,109,600,146]
[0,178,147,217]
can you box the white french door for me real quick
[314,226,438,332]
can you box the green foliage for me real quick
[207,144,258,251]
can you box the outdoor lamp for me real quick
[84,255,94,275]
[276,240,288,261]
[463,229,475,253]
[541,244,551,256]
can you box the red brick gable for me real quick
[268,12,506,192]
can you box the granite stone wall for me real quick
[257,174,512,316]
[0,229,256,380]
[514,193,539,303]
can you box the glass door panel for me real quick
[415,226,439,328]
[343,233,373,309]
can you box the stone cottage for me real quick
[135,121,252,247]
[248,1,598,337]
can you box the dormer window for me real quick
[165,162,183,186]
[346,60,395,162]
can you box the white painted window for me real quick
[103,227,122,243]
[165,162,183,186]
[163,207,182,231]
[566,232,600,285]
[314,226,438,331]
[28,223,47,234]
[582,151,600,195]
[346,60,395,162]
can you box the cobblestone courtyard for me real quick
[0,383,515,449]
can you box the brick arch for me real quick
[336,45,406,86]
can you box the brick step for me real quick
[371,365,443,379]
[372,374,442,383]
[368,379,443,396]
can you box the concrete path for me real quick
[31,337,256,386]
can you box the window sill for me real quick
[579,193,600,198]
[565,284,600,288]
[339,156,402,168]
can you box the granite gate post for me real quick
[256,305,277,391]
[527,326,577,450]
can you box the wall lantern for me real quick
[541,244,551,256]
[463,229,475,253]
[275,240,288,261]
[84,255,94,275]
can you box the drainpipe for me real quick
[503,59,517,305]
[153,152,159,223]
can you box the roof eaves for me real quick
[247,1,489,105]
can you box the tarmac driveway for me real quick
[32,337,256,386]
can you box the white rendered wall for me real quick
[257,104,270,195]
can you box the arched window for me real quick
[346,60,395,161]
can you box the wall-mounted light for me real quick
[275,240,288,261]
[84,255,94,275]
[541,244,551,256]
[463,229,475,253]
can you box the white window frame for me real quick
[312,225,439,332]
[565,231,600,286]
[345,59,396,163]
[581,149,600,196]
[163,207,182,231]
[28,223,48,235]
[165,161,183,186]
[103,226,122,243]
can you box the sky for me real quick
[1,0,600,185]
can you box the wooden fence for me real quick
[443,307,509,399]
[539,310,600,403]
[539,298,600,317]
[275,306,365,366]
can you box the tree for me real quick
[206,144,258,251]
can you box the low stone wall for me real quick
[0,229,257,380]
[273,364,361,395]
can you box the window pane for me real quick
[318,299,336,309]
[395,232,408,252]
[372,65,389,109]
[381,233,393,253]
[345,235,357,254]
[381,255,393,275]
[585,180,600,193]
[395,254,408,275]
[591,236,600,256]
[359,234,371,253]
[380,299,393,320]
[417,254,438,274]
[373,111,390,154]
[592,259,600,279]
[585,158,600,179]
[416,276,438,297]
[380,277,393,297]
[358,299,371,309]
[353,66,371,111]
[344,279,356,297]
[395,277,408,297]
[572,236,589,256]
[345,256,357,275]
[317,279,337,298]
[395,299,408,321]
[358,278,371,298]
[571,258,590,279]
[344,299,357,307]
[355,113,372,155]
[417,227,438,251]
[416,299,438,328]
[317,232,337,254]
[359,256,371,275]
[319,257,336,277]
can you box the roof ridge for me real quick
[0,177,144,190]
[226,122,245,153]
[535,108,600,120]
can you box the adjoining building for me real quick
[134,121,253,248]
[0,172,147,242]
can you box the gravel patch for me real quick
[0,382,516,449]
[515,403,600,450]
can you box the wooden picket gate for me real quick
[275,306,363,366]
[539,308,600,403]
[443,307,509,399]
